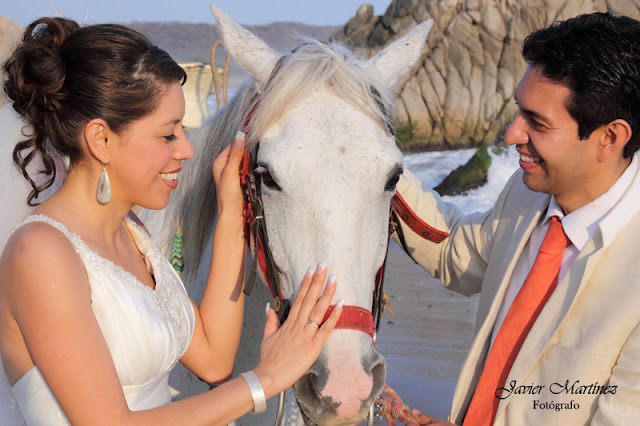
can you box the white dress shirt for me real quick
[489,155,639,350]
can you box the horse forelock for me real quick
[247,40,396,147]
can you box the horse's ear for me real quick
[365,19,433,90]
[210,5,280,85]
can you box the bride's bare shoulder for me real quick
[4,219,71,252]
[1,220,88,296]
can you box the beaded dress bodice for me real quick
[8,215,195,425]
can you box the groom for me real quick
[398,12,640,425]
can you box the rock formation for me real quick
[434,145,491,195]
[335,0,640,149]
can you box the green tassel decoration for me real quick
[171,227,184,275]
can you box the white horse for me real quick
[0,6,433,424]
[139,7,434,425]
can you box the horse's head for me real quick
[212,6,432,424]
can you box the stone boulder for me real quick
[334,0,640,149]
[434,145,491,195]
[343,4,381,45]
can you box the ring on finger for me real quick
[307,319,320,329]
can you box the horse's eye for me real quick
[261,171,281,191]
[385,173,401,192]
[255,165,282,191]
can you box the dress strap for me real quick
[4,214,90,256]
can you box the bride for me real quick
[0,17,342,424]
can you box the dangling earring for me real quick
[97,163,111,204]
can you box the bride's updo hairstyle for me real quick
[3,17,187,205]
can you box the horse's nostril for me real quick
[361,346,386,381]
[294,371,341,423]
[371,358,385,382]
[368,357,387,399]
[295,371,323,406]
[300,371,319,398]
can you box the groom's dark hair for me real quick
[523,12,640,158]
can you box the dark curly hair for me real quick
[3,17,187,205]
[522,12,640,159]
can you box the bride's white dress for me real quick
[7,215,196,425]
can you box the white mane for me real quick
[249,41,396,144]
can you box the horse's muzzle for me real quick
[293,332,386,425]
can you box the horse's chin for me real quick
[297,400,366,426]
[294,384,379,426]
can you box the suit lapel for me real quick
[451,191,550,422]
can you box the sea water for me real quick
[406,145,521,213]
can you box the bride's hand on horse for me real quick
[407,410,457,426]
[212,132,245,219]
[252,265,342,399]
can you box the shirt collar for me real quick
[543,154,639,251]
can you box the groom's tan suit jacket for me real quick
[395,157,640,425]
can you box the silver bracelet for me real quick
[240,371,267,414]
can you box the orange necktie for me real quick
[463,216,570,426]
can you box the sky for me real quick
[3,0,394,27]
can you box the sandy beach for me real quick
[375,242,479,422]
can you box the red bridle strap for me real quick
[240,146,254,240]
[240,144,287,311]
[322,305,375,338]
[391,192,448,244]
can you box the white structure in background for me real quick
[179,62,216,129]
